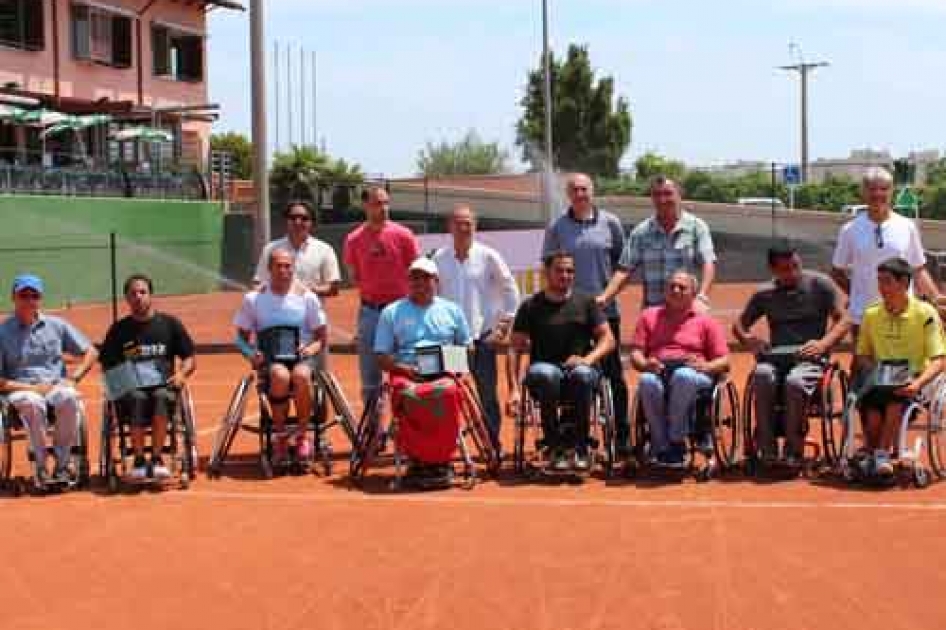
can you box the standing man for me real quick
[254,200,341,300]
[599,175,716,311]
[0,275,98,484]
[100,274,196,479]
[343,185,421,403]
[434,204,520,453]
[831,166,941,340]
[543,173,630,458]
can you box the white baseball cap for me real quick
[408,257,439,277]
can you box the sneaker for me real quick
[665,443,687,467]
[273,435,290,463]
[295,435,313,461]
[696,433,715,454]
[573,449,591,472]
[874,450,895,477]
[152,456,171,479]
[130,456,148,480]
[549,450,570,472]
[53,459,73,483]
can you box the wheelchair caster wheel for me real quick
[696,466,714,483]
[914,467,930,489]
[261,461,273,480]
[106,475,119,494]
[179,472,190,490]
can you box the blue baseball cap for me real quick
[12,274,44,295]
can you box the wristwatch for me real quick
[697,293,710,305]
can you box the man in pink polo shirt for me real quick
[630,270,730,466]
[343,185,421,402]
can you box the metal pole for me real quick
[300,46,306,148]
[541,0,554,224]
[311,50,317,151]
[800,67,809,184]
[287,42,294,148]
[771,162,777,239]
[273,40,279,153]
[250,0,270,256]
[110,231,118,323]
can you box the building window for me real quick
[152,24,203,82]
[71,3,132,68]
[0,0,44,51]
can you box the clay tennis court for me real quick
[3,286,946,630]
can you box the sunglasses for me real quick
[875,224,884,249]
[15,291,41,300]
[287,214,312,222]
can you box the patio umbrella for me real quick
[112,126,173,142]
[11,108,68,127]
[39,114,112,139]
[0,104,26,120]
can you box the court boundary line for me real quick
[175,489,946,511]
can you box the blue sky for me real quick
[208,0,946,177]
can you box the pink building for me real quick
[0,0,243,169]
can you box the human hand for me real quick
[798,340,825,360]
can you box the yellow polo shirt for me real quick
[856,297,946,374]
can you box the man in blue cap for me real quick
[0,274,98,484]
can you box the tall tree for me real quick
[416,130,509,177]
[209,132,253,179]
[516,44,632,177]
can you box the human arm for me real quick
[732,292,768,354]
[799,283,850,359]
[377,353,419,380]
[505,332,530,415]
[629,347,664,374]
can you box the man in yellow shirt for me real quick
[855,257,945,476]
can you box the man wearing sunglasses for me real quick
[0,274,98,484]
[831,167,940,339]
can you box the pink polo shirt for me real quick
[631,305,728,362]
[343,221,421,304]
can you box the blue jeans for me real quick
[638,367,713,455]
[524,362,599,451]
[471,335,502,450]
[357,305,382,404]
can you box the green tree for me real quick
[635,152,687,183]
[416,130,508,177]
[269,145,364,207]
[210,132,253,179]
[925,158,946,187]
[516,44,632,177]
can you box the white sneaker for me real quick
[130,457,148,479]
[152,457,171,479]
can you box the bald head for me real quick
[450,204,476,252]
[566,173,594,217]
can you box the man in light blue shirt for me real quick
[375,257,472,373]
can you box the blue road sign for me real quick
[783,165,801,186]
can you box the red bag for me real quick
[391,376,461,464]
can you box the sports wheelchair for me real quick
[741,347,849,477]
[99,385,198,493]
[0,394,91,495]
[834,369,946,488]
[350,373,500,490]
[511,374,616,478]
[208,368,356,479]
[629,368,740,481]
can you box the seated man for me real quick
[733,242,848,465]
[100,274,196,480]
[630,270,729,466]
[507,251,615,473]
[855,257,945,477]
[0,275,98,484]
[234,248,327,462]
[374,257,472,479]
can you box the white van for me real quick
[737,197,787,210]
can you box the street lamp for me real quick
[250,0,271,256]
[780,44,828,184]
[541,0,554,224]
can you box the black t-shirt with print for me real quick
[513,291,605,365]
[100,312,195,378]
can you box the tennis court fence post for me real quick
[110,231,118,324]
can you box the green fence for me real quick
[0,195,226,308]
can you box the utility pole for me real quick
[541,0,554,224]
[273,40,279,153]
[311,50,317,152]
[287,42,294,148]
[299,46,306,148]
[780,51,828,184]
[250,0,270,256]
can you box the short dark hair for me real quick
[767,240,797,266]
[123,273,153,295]
[877,257,913,282]
[283,200,314,219]
[543,249,574,269]
[648,175,680,195]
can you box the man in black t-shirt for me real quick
[100,274,196,479]
[508,251,615,472]
[733,243,848,464]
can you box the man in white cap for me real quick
[0,274,98,484]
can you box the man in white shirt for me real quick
[831,167,941,337]
[236,249,328,462]
[254,200,341,299]
[433,204,520,451]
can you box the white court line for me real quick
[175,488,946,512]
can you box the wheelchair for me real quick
[0,395,91,495]
[629,371,740,481]
[349,374,500,490]
[208,368,356,479]
[511,375,616,479]
[834,374,946,488]
[741,352,849,477]
[99,385,198,493]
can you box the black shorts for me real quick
[857,388,908,415]
[117,387,177,428]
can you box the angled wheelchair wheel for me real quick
[741,372,759,474]
[349,386,386,480]
[207,374,254,479]
[929,380,946,479]
[710,379,741,470]
[594,377,616,476]
[512,394,536,475]
[0,406,12,491]
[99,400,119,492]
[74,405,91,488]
[819,363,848,467]
[631,394,651,469]
[316,371,359,448]
[457,378,500,475]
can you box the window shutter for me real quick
[185,35,203,81]
[152,23,169,75]
[71,3,90,60]
[24,0,44,51]
[111,15,131,67]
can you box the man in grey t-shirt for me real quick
[543,173,630,456]
[733,243,849,464]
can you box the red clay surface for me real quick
[2,286,945,630]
